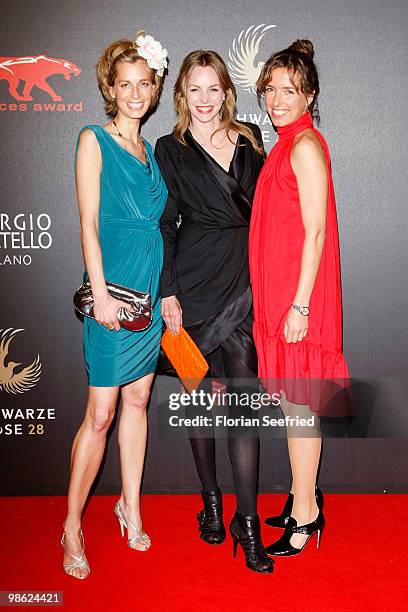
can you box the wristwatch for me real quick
[292,303,310,316]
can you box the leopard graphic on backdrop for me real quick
[0,55,80,101]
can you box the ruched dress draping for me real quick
[249,113,350,413]
[155,124,264,374]
[76,125,167,387]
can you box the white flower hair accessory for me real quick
[135,34,168,77]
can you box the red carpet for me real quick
[1,494,407,611]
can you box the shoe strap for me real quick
[286,516,319,535]
[115,501,145,538]
[122,511,142,534]
[64,555,89,571]
[61,532,89,571]
[128,532,150,546]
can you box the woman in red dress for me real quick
[249,39,350,556]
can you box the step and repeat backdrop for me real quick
[1,0,407,495]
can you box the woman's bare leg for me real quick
[117,374,153,546]
[63,385,119,577]
[281,393,321,548]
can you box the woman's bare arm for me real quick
[284,133,328,343]
[76,129,128,331]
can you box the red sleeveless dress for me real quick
[249,112,350,414]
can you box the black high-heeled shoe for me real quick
[197,488,226,545]
[230,512,274,573]
[265,487,324,528]
[265,509,325,557]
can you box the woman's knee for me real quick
[86,403,115,433]
[122,388,150,412]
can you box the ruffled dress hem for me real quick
[254,327,353,416]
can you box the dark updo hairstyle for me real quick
[256,39,320,124]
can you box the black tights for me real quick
[188,347,259,516]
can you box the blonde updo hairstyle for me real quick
[96,31,165,118]
[174,50,264,155]
[257,39,320,123]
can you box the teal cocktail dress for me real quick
[76,125,167,386]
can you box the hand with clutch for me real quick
[74,280,152,332]
[94,292,131,331]
[161,295,182,334]
[161,325,208,393]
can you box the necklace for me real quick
[112,119,149,167]
[112,119,124,137]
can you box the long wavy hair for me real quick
[173,50,264,155]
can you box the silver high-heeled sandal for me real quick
[114,501,151,551]
[61,528,90,579]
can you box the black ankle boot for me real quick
[229,512,274,573]
[265,487,324,528]
[197,488,226,545]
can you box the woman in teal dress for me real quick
[61,32,168,579]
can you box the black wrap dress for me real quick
[155,124,264,375]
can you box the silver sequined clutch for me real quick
[73,280,152,331]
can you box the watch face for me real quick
[300,306,310,316]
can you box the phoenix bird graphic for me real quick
[0,328,41,394]
[228,24,276,94]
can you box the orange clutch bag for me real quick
[161,326,209,393]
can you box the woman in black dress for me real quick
[155,50,273,573]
